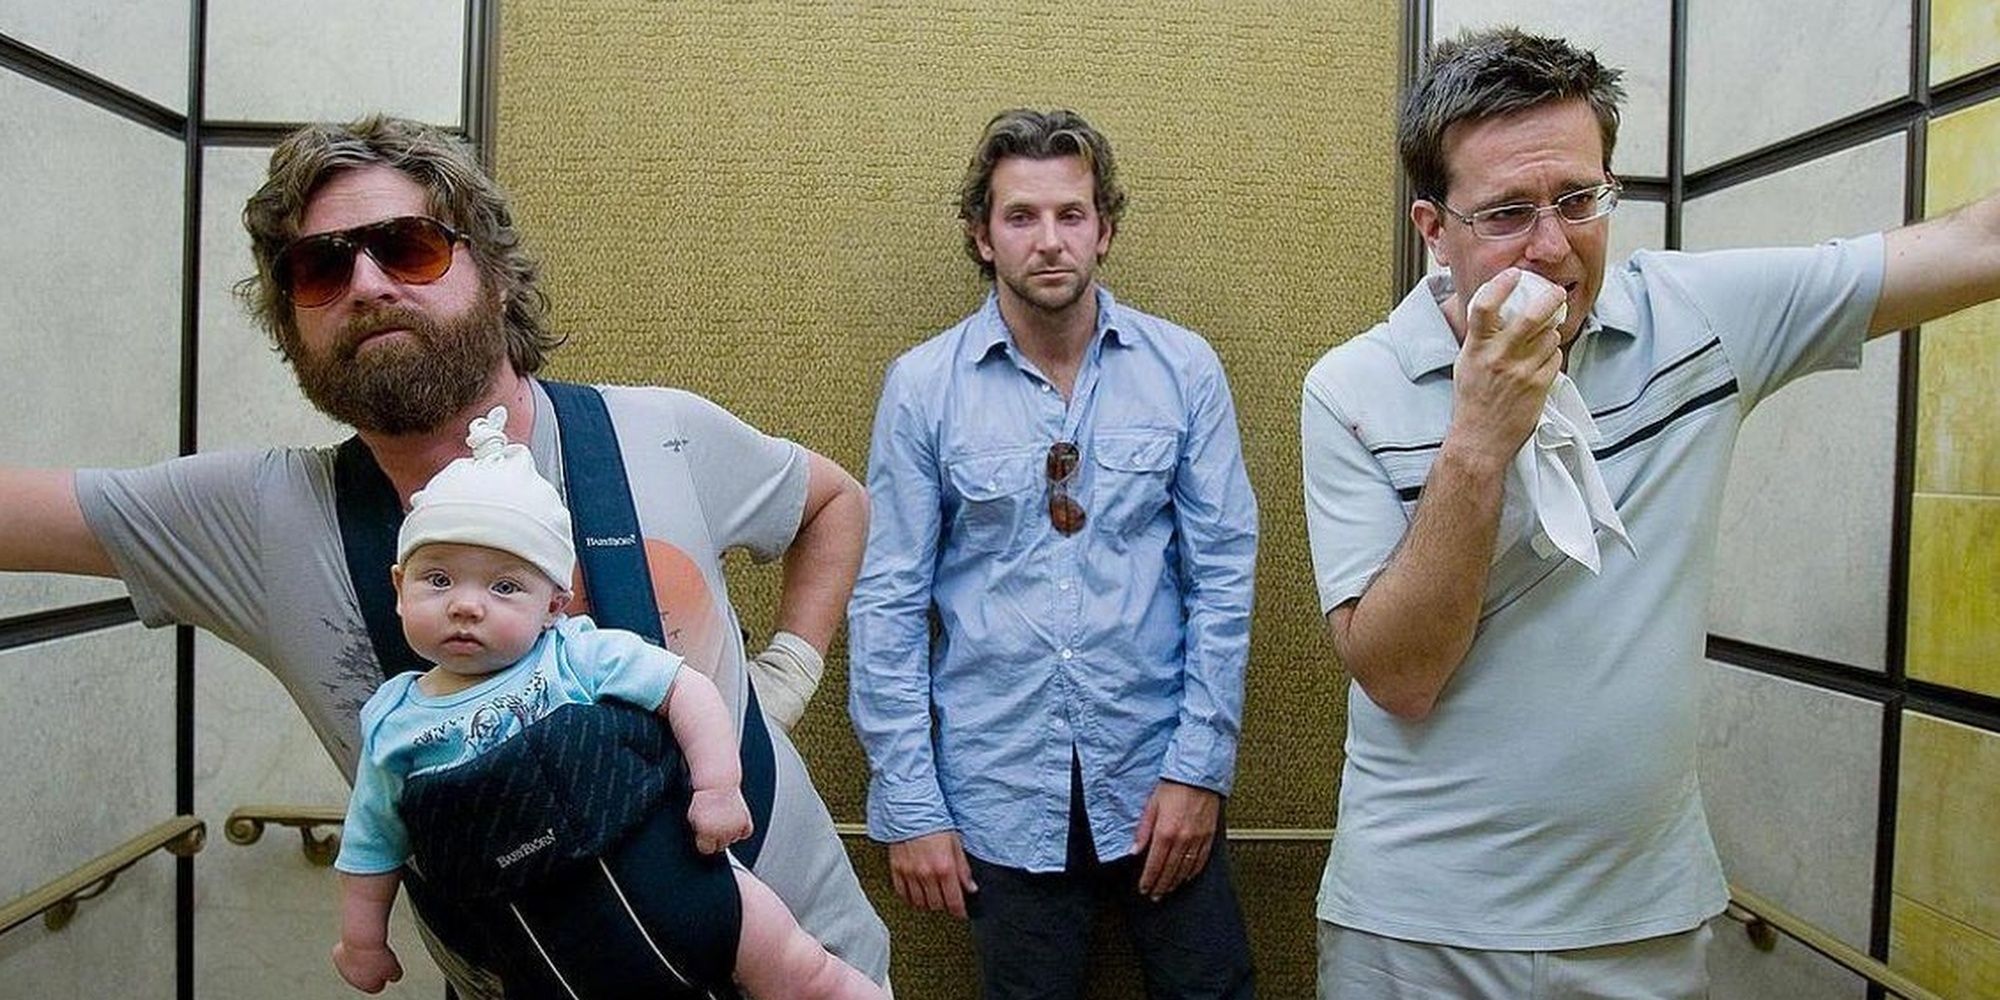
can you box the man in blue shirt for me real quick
[848,108,1259,998]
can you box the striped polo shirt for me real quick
[1301,234,1883,950]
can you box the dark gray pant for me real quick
[964,764,1255,1000]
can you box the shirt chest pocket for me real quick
[1090,432,1178,538]
[945,449,1042,554]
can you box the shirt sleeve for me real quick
[661,389,810,563]
[1649,233,1884,410]
[74,449,280,651]
[560,618,681,711]
[1159,346,1257,795]
[847,356,956,843]
[334,689,412,875]
[1300,358,1409,613]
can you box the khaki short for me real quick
[1318,920,1712,999]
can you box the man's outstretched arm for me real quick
[0,468,116,577]
[1873,187,2000,336]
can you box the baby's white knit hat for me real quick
[395,405,576,588]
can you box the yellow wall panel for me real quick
[1896,714,2000,945]
[1918,97,2000,498]
[1926,98,2000,218]
[1891,894,2000,998]
[496,5,1396,994]
[1905,496,2000,695]
[1930,0,2000,86]
[1915,301,2000,496]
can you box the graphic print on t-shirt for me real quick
[570,538,728,681]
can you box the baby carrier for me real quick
[336,383,778,999]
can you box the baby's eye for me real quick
[491,579,523,596]
[423,571,452,588]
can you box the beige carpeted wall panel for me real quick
[498,2,1398,993]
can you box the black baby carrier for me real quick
[335,382,779,999]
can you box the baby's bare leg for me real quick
[733,868,887,1000]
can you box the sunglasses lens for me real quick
[365,218,456,284]
[1045,441,1085,534]
[1049,494,1086,535]
[276,217,457,308]
[278,235,354,308]
[1046,442,1080,481]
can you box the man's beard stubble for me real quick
[286,293,508,436]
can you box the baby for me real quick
[331,407,882,999]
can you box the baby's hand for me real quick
[332,940,403,993]
[688,785,753,854]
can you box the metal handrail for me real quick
[1723,882,1943,1000]
[207,814,1947,997]
[0,816,205,937]
[224,804,346,866]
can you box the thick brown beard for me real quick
[287,294,508,435]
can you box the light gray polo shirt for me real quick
[1300,234,1883,950]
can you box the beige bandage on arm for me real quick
[748,630,825,731]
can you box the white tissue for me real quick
[1482,270,1634,573]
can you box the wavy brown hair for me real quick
[956,108,1127,280]
[237,115,560,372]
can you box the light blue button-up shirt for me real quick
[849,287,1258,872]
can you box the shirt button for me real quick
[1040,383,1051,393]
[1060,648,1074,660]
[1058,579,1071,591]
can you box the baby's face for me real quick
[393,543,566,677]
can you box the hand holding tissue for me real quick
[1482,270,1635,573]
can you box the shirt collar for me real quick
[962,284,1134,366]
[1390,269,1634,382]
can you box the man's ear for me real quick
[1411,199,1449,266]
[969,219,995,263]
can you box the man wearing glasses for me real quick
[1302,28,2000,998]
[0,116,887,996]
[849,108,1258,998]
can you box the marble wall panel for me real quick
[197,145,347,452]
[1685,0,1908,170]
[1430,0,1670,177]
[1905,496,2000,698]
[192,636,442,999]
[1916,98,2000,498]
[0,73,182,619]
[1930,0,2000,86]
[0,624,177,999]
[0,0,187,110]
[1698,661,1881,951]
[1683,135,1906,668]
[1708,914,1869,1000]
[1891,712,2000,994]
[203,0,465,126]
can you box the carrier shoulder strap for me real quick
[333,381,776,867]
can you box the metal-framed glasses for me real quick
[1433,181,1621,241]
[1046,441,1085,535]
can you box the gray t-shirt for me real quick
[78,379,889,985]
[1301,236,1883,950]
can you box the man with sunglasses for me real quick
[848,109,1259,998]
[0,116,887,996]
[1301,29,2000,998]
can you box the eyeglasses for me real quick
[1046,441,1085,535]
[1433,181,1621,241]
[273,215,466,308]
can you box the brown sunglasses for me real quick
[274,215,465,308]
[1046,441,1086,535]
